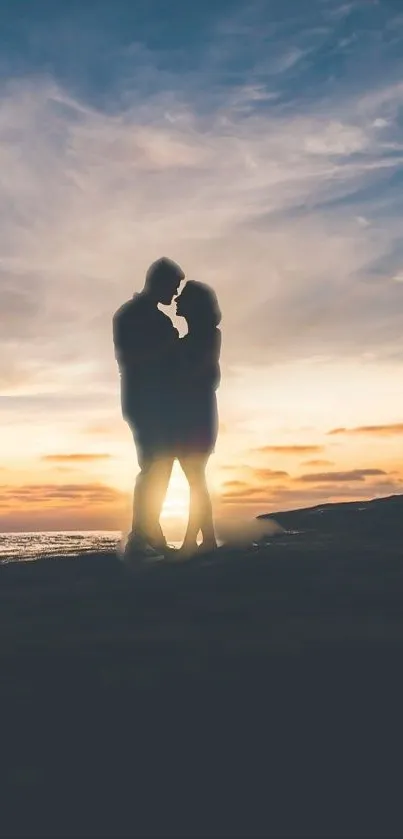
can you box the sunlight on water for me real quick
[0,521,294,564]
[0,532,122,564]
[0,532,190,564]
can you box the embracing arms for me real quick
[113,308,179,370]
[179,329,222,384]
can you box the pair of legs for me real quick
[128,415,216,555]
[179,454,217,555]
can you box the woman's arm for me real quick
[180,329,221,381]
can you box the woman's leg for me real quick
[180,455,217,553]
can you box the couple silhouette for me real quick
[113,257,221,561]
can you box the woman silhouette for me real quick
[174,281,222,557]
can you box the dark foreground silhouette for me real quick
[1,494,403,837]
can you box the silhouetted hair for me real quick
[181,281,222,329]
[145,257,185,291]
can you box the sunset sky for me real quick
[1,0,403,536]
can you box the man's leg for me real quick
[141,454,174,547]
[131,451,152,541]
[131,446,174,548]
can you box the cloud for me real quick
[0,480,129,532]
[328,3,357,19]
[223,470,289,492]
[0,482,123,509]
[328,423,403,436]
[302,459,335,466]
[219,464,392,510]
[220,486,280,504]
[251,468,290,480]
[219,478,403,513]
[274,47,308,74]
[222,479,250,490]
[297,468,387,483]
[42,453,112,462]
[253,445,324,455]
[1,18,403,401]
[303,122,368,156]
[255,483,403,515]
[1,0,403,531]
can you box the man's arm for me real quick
[119,333,179,368]
[113,307,178,369]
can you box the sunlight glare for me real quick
[160,462,189,520]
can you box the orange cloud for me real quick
[0,482,128,532]
[221,494,275,506]
[298,468,386,483]
[328,424,403,436]
[219,482,288,505]
[253,445,324,455]
[222,486,270,498]
[42,453,112,463]
[219,467,390,506]
[0,482,123,509]
[256,482,403,513]
[252,468,290,481]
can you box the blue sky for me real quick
[1,0,403,531]
[2,0,401,109]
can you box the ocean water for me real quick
[0,532,122,564]
[0,522,297,565]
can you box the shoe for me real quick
[144,538,178,559]
[169,544,197,561]
[197,542,218,556]
[123,534,165,564]
[160,544,180,558]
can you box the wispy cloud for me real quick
[297,468,387,483]
[1,0,403,527]
[218,456,400,513]
[222,479,251,490]
[42,453,112,462]
[252,468,290,480]
[220,486,277,504]
[219,475,402,512]
[0,482,127,530]
[328,424,403,436]
[0,482,123,507]
[1,42,403,395]
[302,459,335,466]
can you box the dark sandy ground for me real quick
[1,495,403,837]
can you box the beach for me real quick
[1,495,403,837]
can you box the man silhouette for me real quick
[113,257,185,559]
